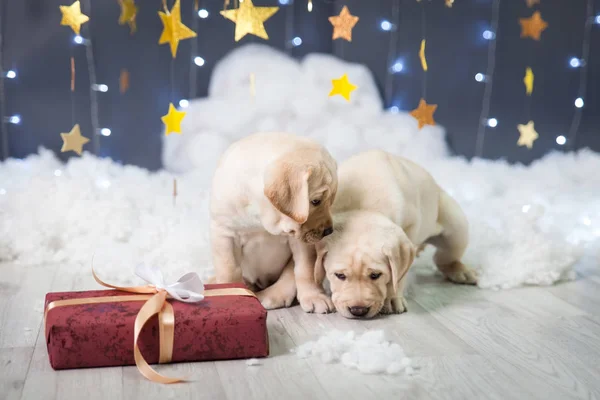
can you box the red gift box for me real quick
[44,283,269,372]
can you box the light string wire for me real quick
[81,0,100,155]
[284,0,294,55]
[474,0,501,158]
[567,0,594,150]
[0,0,8,160]
[420,0,427,100]
[189,0,200,100]
[384,0,401,107]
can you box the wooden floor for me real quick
[2,262,600,400]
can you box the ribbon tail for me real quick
[91,260,156,294]
[134,291,184,384]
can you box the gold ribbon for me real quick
[45,269,256,384]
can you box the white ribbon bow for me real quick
[135,264,205,303]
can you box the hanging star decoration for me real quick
[525,0,540,8]
[118,0,138,34]
[517,120,539,149]
[162,103,186,136]
[329,74,357,102]
[445,0,454,8]
[220,0,279,42]
[419,39,428,71]
[60,124,90,155]
[328,6,359,42]
[524,67,534,95]
[59,1,89,35]
[159,0,197,58]
[519,11,548,41]
[119,69,130,94]
[410,99,437,129]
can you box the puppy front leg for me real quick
[210,222,242,284]
[289,238,335,314]
[381,277,408,315]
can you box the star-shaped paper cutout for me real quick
[220,0,279,42]
[445,0,454,7]
[525,0,540,8]
[159,0,197,58]
[60,124,90,155]
[524,67,534,95]
[118,0,138,34]
[517,121,539,149]
[119,69,130,94]
[59,1,89,35]
[329,74,357,102]
[162,103,186,136]
[519,11,548,41]
[419,39,428,71]
[410,99,437,129]
[328,6,359,42]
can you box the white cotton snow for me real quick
[294,330,414,376]
[1,43,599,289]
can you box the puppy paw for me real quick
[439,261,478,285]
[298,292,335,314]
[380,296,408,315]
[256,289,295,310]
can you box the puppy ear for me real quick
[383,235,416,294]
[264,159,310,224]
[314,241,328,284]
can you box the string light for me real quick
[308,0,313,12]
[569,57,583,68]
[73,35,86,45]
[487,118,498,128]
[389,106,400,113]
[179,99,189,108]
[197,9,209,18]
[5,70,16,79]
[595,15,600,24]
[475,73,486,82]
[278,0,290,4]
[7,115,21,124]
[574,97,584,108]
[482,30,495,40]
[91,84,108,92]
[292,37,302,46]
[391,61,404,73]
[100,128,111,136]
[380,20,394,31]
[556,135,566,145]
[194,56,205,66]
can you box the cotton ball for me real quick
[188,133,230,180]
[245,358,261,366]
[386,362,403,375]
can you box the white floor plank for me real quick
[0,347,34,400]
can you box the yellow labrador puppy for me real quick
[314,150,477,319]
[210,132,337,313]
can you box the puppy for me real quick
[210,132,337,313]
[314,150,477,319]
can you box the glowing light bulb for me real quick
[194,56,205,66]
[54,169,62,177]
[73,35,84,44]
[475,73,486,82]
[198,8,209,18]
[179,99,189,108]
[391,62,404,73]
[522,204,531,213]
[8,115,20,124]
[380,20,393,31]
[487,118,498,128]
[482,30,495,40]
[569,57,582,68]
[100,128,111,136]
[6,70,16,79]
[575,97,584,108]
[595,15,600,24]
[92,84,108,92]
[308,0,313,12]
[278,0,290,4]
[292,37,302,46]
[556,135,566,145]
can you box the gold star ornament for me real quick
[162,103,186,136]
[445,0,454,7]
[220,0,279,42]
[60,124,90,155]
[410,99,437,129]
[159,0,197,58]
[59,1,89,35]
[517,121,539,149]
[329,6,359,42]
[119,69,130,94]
[329,74,357,102]
[524,67,534,95]
[519,11,548,41]
[525,0,540,7]
[118,0,138,34]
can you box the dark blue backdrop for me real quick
[1,0,598,170]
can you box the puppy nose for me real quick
[322,227,333,237]
[348,306,370,317]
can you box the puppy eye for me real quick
[311,199,321,206]
[369,272,382,280]
[334,273,346,281]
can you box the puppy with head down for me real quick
[314,150,477,319]
[210,132,337,313]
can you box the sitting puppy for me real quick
[210,132,337,313]
[314,150,477,319]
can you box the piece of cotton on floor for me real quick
[295,330,414,376]
[1,44,599,289]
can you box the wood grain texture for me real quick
[2,262,600,400]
